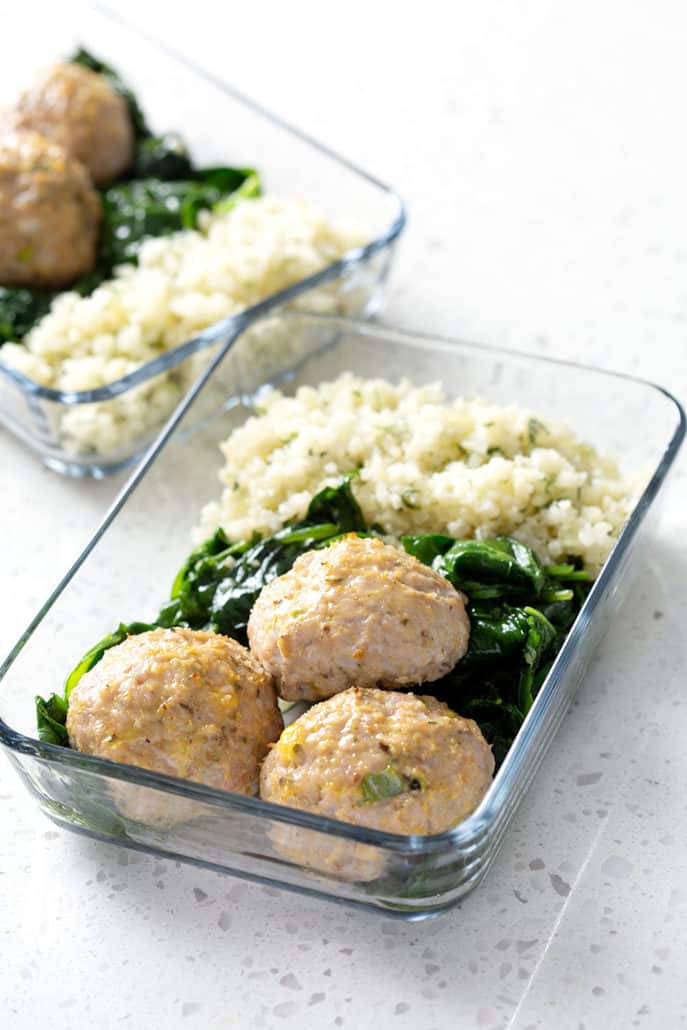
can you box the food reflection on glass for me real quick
[36,374,638,842]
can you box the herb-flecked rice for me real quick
[197,373,638,572]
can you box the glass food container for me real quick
[0,5,404,477]
[0,313,683,919]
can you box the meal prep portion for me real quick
[35,373,638,846]
[0,51,365,457]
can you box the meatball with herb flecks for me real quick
[247,534,470,702]
[261,687,494,843]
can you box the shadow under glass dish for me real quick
[0,313,683,918]
[0,3,404,477]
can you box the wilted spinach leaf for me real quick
[434,536,547,599]
[181,168,260,229]
[404,535,591,765]
[401,533,454,567]
[99,169,259,268]
[35,693,69,746]
[517,606,557,713]
[304,474,367,532]
[132,133,194,180]
[0,287,55,345]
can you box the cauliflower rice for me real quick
[1,196,365,456]
[198,374,638,572]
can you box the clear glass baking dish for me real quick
[0,4,404,477]
[1,314,683,918]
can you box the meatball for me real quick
[12,62,134,185]
[0,130,101,288]
[248,535,470,702]
[66,627,283,796]
[261,687,494,853]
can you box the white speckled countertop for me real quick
[2,2,686,1027]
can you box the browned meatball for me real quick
[12,62,134,185]
[66,628,283,796]
[259,687,494,879]
[248,535,471,702]
[261,688,494,836]
[0,130,101,288]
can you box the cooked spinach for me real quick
[98,170,258,269]
[517,606,557,713]
[170,522,342,642]
[132,133,194,180]
[35,692,69,746]
[394,533,454,568]
[36,477,592,771]
[403,534,591,764]
[0,286,55,345]
[99,180,189,264]
[299,473,366,532]
[436,536,547,599]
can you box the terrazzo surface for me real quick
[1,2,686,1027]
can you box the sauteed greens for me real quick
[36,478,591,766]
[0,48,260,344]
[402,534,590,764]
[0,287,53,344]
[98,170,259,271]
